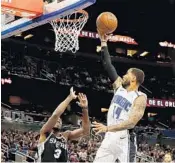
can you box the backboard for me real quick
[1,0,96,39]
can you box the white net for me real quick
[50,10,88,53]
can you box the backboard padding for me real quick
[1,0,96,39]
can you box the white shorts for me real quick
[94,131,137,163]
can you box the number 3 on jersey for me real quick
[54,149,61,159]
[113,105,122,119]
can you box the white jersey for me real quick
[95,86,147,162]
[106,86,147,137]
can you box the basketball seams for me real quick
[102,14,112,32]
[96,12,118,34]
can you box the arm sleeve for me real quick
[101,46,119,83]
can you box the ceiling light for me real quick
[140,51,149,57]
[24,34,33,40]
[96,46,101,53]
[127,50,137,56]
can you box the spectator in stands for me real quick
[69,152,79,162]
[1,127,175,162]
[163,153,173,163]
[1,151,5,162]
[78,148,87,162]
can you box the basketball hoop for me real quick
[50,10,88,53]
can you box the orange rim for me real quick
[53,10,88,23]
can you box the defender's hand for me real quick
[76,93,88,108]
[69,87,77,100]
[92,121,108,134]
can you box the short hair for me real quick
[130,68,145,85]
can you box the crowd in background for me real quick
[2,48,175,99]
[1,128,175,162]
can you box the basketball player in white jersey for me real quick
[37,87,90,162]
[92,30,147,163]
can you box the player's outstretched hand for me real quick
[92,121,108,135]
[76,93,88,108]
[97,28,111,43]
[69,87,77,100]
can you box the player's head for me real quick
[122,68,145,88]
[53,118,62,131]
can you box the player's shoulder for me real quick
[137,91,147,99]
[38,132,52,144]
[134,91,147,103]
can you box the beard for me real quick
[122,80,130,88]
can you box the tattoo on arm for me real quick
[108,95,147,132]
[128,95,147,125]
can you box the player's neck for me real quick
[53,130,59,134]
[53,128,61,135]
[126,84,138,92]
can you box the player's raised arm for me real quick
[67,93,90,140]
[40,87,77,134]
[98,29,123,90]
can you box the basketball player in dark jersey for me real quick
[37,87,90,162]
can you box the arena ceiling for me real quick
[4,0,175,52]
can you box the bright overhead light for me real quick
[96,46,101,53]
[140,51,149,57]
[24,34,33,40]
[127,50,137,56]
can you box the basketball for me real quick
[96,12,118,34]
